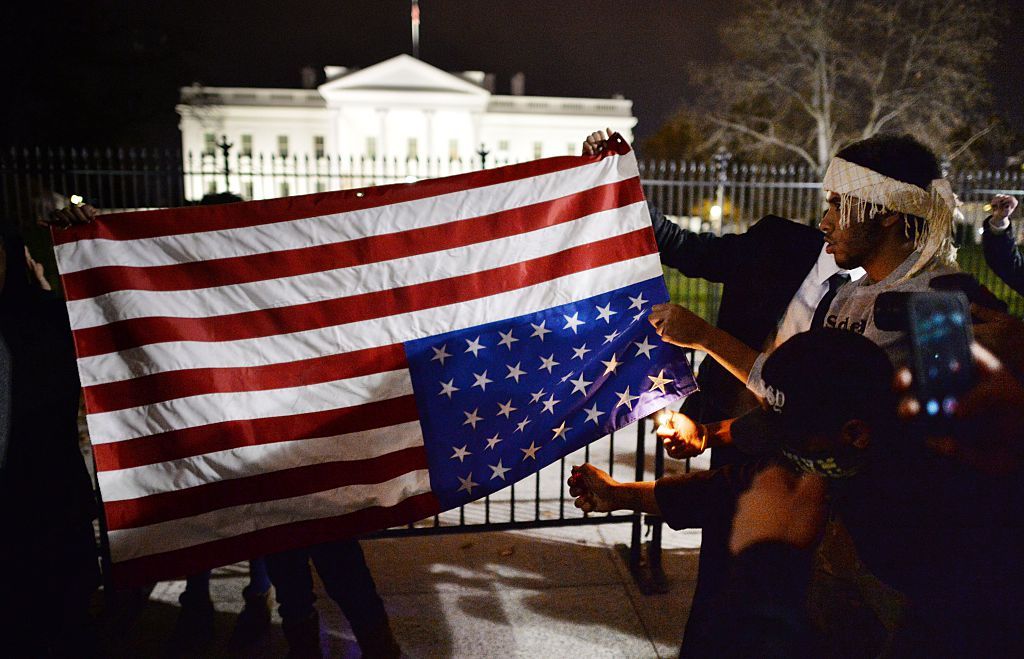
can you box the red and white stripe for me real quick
[55,141,660,586]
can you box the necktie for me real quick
[810,272,850,331]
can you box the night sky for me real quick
[6,0,1024,148]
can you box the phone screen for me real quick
[907,292,974,419]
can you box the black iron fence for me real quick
[4,145,1022,314]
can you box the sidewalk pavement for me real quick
[95,523,701,658]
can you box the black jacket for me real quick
[649,206,824,424]
[982,218,1024,297]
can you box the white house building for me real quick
[177,54,636,199]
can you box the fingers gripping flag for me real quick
[53,135,697,586]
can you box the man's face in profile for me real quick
[820,192,886,270]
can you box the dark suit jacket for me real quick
[649,205,824,425]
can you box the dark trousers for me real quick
[264,538,388,637]
[679,444,751,657]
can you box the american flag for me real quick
[53,135,696,586]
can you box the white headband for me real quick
[823,157,960,277]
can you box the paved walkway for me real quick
[95,524,701,658]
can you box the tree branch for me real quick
[947,123,996,162]
[708,117,818,169]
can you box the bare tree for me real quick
[688,0,997,174]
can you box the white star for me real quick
[569,372,592,396]
[562,312,586,334]
[595,303,618,323]
[634,336,657,359]
[451,445,472,462]
[430,344,452,366]
[541,394,560,414]
[538,354,560,373]
[505,362,526,383]
[584,403,605,425]
[614,386,640,411]
[551,421,572,441]
[628,293,648,310]
[633,311,647,323]
[439,379,459,398]
[465,336,486,357]
[603,330,621,345]
[515,416,532,433]
[497,399,517,419]
[529,389,546,404]
[530,321,552,341]
[571,343,591,360]
[489,459,511,480]
[520,441,541,460]
[463,408,483,429]
[457,472,479,494]
[485,433,503,450]
[559,370,575,383]
[471,370,493,391]
[648,369,673,394]
[497,329,519,350]
[601,353,623,375]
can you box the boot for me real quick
[169,589,215,650]
[228,585,272,647]
[354,618,402,659]
[282,609,322,659]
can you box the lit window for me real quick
[203,133,216,156]
[533,141,543,159]
[240,134,253,157]
[366,137,377,159]
[242,182,254,199]
[277,135,289,158]
[314,135,325,159]
[407,137,418,160]
[279,181,290,197]
[498,139,510,151]
[316,181,327,193]
[206,180,217,193]
[448,139,459,161]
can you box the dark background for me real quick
[5,0,1023,148]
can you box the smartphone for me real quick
[904,291,974,425]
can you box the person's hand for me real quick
[567,464,620,513]
[896,343,1024,476]
[582,127,614,156]
[990,194,1018,224]
[41,201,98,229]
[655,410,707,459]
[729,466,827,555]
[970,303,1024,375]
[648,303,713,350]
[23,246,52,291]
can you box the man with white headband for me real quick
[651,134,965,389]
[812,134,961,352]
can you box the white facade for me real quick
[177,54,636,199]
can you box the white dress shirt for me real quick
[770,243,865,350]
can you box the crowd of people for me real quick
[2,127,1023,657]
[572,130,1024,656]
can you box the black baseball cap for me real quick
[733,329,895,449]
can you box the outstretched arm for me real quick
[982,195,1024,296]
[648,303,760,385]
[583,129,747,283]
[567,464,660,515]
